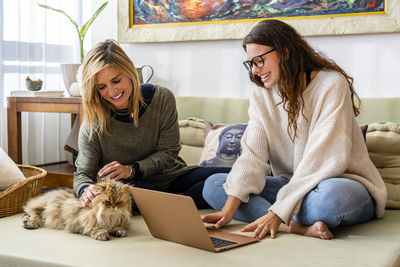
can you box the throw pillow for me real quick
[199,121,247,168]
[360,124,368,142]
[366,122,400,209]
[178,117,206,166]
[0,148,25,191]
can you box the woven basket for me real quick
[0,165,46,218]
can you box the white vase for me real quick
[60,63,81,96]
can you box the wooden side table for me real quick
[7,96,83,187]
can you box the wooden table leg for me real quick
[71,114,77,128]
[7,98,22,163]
[79,105,84,125]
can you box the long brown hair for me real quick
[81,39,145,138]
[243,19,360,140]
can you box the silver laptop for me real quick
[129,187,258,252]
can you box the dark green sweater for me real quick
[73,85,195,196]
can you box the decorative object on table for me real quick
[136,65,154,84]
[25,76,43,91]
[38,1,109,95]
[0,164,46,218]
[60,63,81,95]
[10,90,64,97]
[66,64,83,97]
[68,82,82,97]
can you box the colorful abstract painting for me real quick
[132,0,384,26]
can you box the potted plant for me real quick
[39,1,108,63]
[38,1,109,94]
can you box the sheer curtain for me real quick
[1,0,81,165]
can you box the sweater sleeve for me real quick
[223,88,271,201]
[73,122,101,197]
[270,75,355,224]
[136,87,182,178]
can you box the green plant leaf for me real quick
[38,4,79,31]
[79,2,108,38]
[38,2,109,63]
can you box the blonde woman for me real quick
[74,39,230,210]
[202,20,387,239]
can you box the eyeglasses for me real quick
[243,48,277,72]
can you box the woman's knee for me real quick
[203,173,227,190]
[202,173,228,205]
[317,178,371,205]
[295,178,374,227]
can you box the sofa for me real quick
[0,96,399,267]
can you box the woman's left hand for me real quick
[241,211,282,239]
[97,161,131,181]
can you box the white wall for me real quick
[90,0,400,99]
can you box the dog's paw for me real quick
[22,213,41,229]
[111,228,127,237]
[91,229,110,241]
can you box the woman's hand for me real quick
[201,196,241,229]
[241,210,282,239]
[201,211,234,229]
[79,184,98,208]
[97,161,132,181]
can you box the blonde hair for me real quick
[81,39,144,138]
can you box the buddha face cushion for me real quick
[200,121,247,168]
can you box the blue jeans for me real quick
[124,167,231,212]
[202,174,375,228]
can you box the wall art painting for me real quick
[118,0,400,42]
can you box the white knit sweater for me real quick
[224,70,387,224]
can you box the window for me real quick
[1,0,82,164]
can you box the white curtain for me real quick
[0,0,4,150]
[1,0,82,165]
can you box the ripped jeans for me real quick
[202,174,375,227]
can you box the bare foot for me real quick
[288,221,334,240]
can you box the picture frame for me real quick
[118,0,400,43]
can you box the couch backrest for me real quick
[176,96,250,124]
[176,96,400,125]
[356,97,400,125]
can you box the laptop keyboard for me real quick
[210,236,237,248]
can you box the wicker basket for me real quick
[0,165,46,218]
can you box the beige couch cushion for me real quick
[178,118,205,166]
[0,148,25,191]
[367,122,400,209]
[0,210,399,266]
